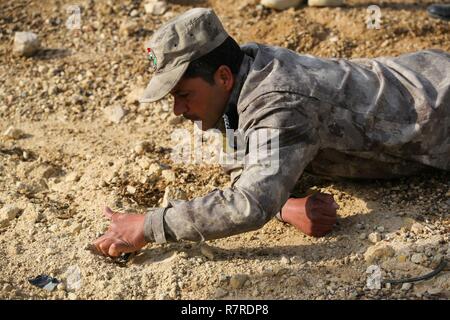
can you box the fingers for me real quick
[108,240,132,257]
[97,237,117,256]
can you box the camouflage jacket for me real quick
[144,43,450,244]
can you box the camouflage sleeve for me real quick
[143,93,320,243]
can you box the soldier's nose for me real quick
[173,99,188,116]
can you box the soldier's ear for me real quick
[216,65,234,91]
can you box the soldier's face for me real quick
[170,65,235,131]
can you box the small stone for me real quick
[162,186,187,207]
[104,105,127,124]
[0,205,21,227]
[69,223,82,235]
[129,9,139,17]
[410,253,427,264]
[148,163,163,178]
[401,283,412,291]
[280,255,291,265]
[161,169,176,183]
[229,274,249,289]
[134,141,152,155]
[397,255,408,263]
[359,233,367,240]
[49,224,58,233]
[138,158,151,170]
[261,0,302,10]
[68,292,77,300]
[144,1,168,16]
[410,223,425,234]
[368,232,382,243]
[376,226,385,233]
[126,185,137,194]
[364,244,395,263]
[119,21,139,36]
[214,288,228,298]
[57,283,66,291]
[65,172,80,183]
[13,32,40,57]
[3,126,24,140]
[200,244,215,260]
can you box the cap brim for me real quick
[139,63,189,103]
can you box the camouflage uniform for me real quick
[144,44,450,244]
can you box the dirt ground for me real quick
[0,0,449,300]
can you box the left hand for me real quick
[92,207,148,257]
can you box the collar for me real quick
[213,54,253,132]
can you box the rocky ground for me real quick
[0,0,449,300]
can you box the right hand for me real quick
[280,193,339,237]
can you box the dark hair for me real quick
[182,36,244,84]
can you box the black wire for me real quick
[382,259,447,285]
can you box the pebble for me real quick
[134,141,152,155]
[69,223,82,235]
[119,21,139,36]
[161,169,176,183]
[68,292,77,300]
[280,255,291,265]
[376,226,385,233]
[410,223,425,234]
[57,283,66,291]
[13,32,40,57]
[229,274,249,289]
[144,1,168,16]
[147,163,163,177]
[104,105,127,124]
[359,233,367,240]
[368,232,382,243]
[126,185,137,194]
[0,205,21,227]
[3,126,24,140]
[261,0,302,10]
[401,283,412,291]
[410,253,427,264]
[364,244,395,263]
[65,172,80,183]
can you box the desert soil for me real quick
[0,0,449,300]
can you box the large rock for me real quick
[364,243,395,263]
[261,0,302,10]
[13,32,40,57]
[0,205,21,227]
